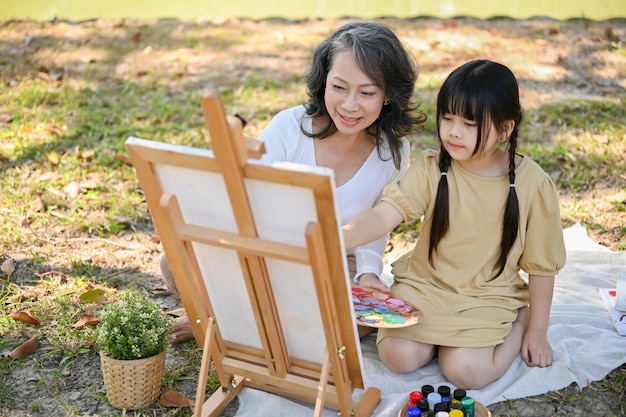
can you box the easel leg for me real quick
[194,317,216,417]
[314,347,331,417]
[314,345,380,417]
[354,387,382,417]
[199,376,244,417]
[193,317,244,417]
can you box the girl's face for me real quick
[324,51,386,137]
[439,113,515,176]
[439,113,505,165]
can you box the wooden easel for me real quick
[125,91,381,417]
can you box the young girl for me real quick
[342,59,566,389]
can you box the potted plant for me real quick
[94,291,174,410]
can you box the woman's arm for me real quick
[353,233,390,292]
[343,201,403,250]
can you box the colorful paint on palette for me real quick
[352,286,423,328]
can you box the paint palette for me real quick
[352,286,423,328]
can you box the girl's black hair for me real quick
[303,21,426,170]
[430,59,522,279]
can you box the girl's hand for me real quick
[357,273,391,293]
[521,327,553,368]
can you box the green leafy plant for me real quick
[94,292,173,360]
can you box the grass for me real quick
[0,15,625,417]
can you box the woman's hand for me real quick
[357,273,391,293]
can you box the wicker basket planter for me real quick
[100,350,166,410]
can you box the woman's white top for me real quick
[259,105,410,281]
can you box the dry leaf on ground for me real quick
[2,331,39,360]
[11,310,41,325]
[79,288,108,304]
[72,314,100,328]
[160,390,195,408]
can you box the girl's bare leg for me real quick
[438,306,530,389]
[378,337,436,373]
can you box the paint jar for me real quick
[417,399,430,413]
[409,390,424,406]
[438,385,452,404]
[421,384,435,397]
[427,392,442,411]
[434,412,449,417]
[450,403,464,413]
[408,406,422,417]
[452,388,466,404]
[434,403,448,414]
[449,409,464,417]
[461,396,475,417]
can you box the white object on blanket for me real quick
[615,272,626,312]
[234,223,626,417]
[599,287,626,336]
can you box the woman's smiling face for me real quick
[324,50,386,136]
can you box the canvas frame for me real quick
[125,91,380,417]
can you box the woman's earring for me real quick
[383,99,390,105]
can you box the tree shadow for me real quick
[0,16,624,256]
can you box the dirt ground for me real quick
[1,16,625,417]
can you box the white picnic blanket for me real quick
[234,224,626,416]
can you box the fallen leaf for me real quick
[7,331,39,360]
[79,288,107,304]
[80,149,95,159]
[1,258,15,277]
[45,123,64,137]
[11,310,41,325]
[159,390,194,408]
[80,178,99,189]
[30,171,62,183]
[46,151,61,165]
[72,314,100,328]
[28,196,44,213]
[63,181,81,199]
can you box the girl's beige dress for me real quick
[379,149,566,347]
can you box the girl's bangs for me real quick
[441,88,480,121]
